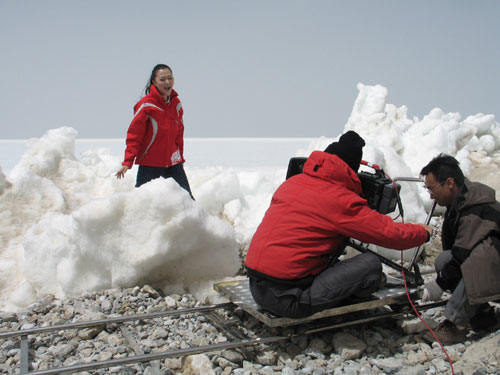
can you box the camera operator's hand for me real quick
[422,280,443,302]
[420,224,433,242]
[422,225,433,236]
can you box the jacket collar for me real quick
[303,151,362,194]
[446,179,497,222]
[149,84,179,103]
[458,178,496,209]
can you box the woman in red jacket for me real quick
[116,64,193,197]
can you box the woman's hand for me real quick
[115,165,129,179]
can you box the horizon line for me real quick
[0,137,321,142]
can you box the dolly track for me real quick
[0,300,447,374]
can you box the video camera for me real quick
[286,157,401,214]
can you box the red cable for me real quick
[385,172,455,374]
[401,265,455,374]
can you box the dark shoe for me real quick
[470,303,497,331]
[424,319,466,345]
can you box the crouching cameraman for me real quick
[244,131,432,318]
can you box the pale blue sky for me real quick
[0,0,498,139]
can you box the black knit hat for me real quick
[324,130,366,172]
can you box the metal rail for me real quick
[0,302,234,339]
[24,336,288,375]
[28,301,449,375]
[304,300,447,335]
[0,299,448,375]
[0,302,234,374]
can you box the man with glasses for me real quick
[420,153,500,344]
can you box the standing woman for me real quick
[116,64,193,198]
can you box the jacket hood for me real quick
[303,151,362,194]
[461,179,498,209]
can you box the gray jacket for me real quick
[441,179,500,304]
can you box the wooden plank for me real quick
[214,278,417,327]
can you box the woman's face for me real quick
[152,68,174,99]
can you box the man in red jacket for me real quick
[245,131,433,318]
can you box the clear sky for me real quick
[0,0,498,139]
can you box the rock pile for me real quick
[1,283,499,375]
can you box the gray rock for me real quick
[142,285,161,299]
[286,343,303,358]
[403,343,433,365]
[373,357,403,374]
[220,349,243,364]
[282,367,296,375]
[332,332,366,360]
[49,343,75,357]
[78,326,104,340]
[399,317,438,334]
[151,327,168,340]
[0,312,18,322]
[342,364,361,375]
[21,322,35,330]
[183,354,216,375]
[307,337,330,354]
[100,299,112,312]
[6,348,20,357]
[291,334,309,350]
[395,366,428,375]
[1,340,18,351]
[216,357,238,369]
[255,350,277,366]
[143,364,163,375]
[363,329,384,345]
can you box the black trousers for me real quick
[249,252,383,318]
[135,164,194,199]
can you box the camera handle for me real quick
[348,239,423,286]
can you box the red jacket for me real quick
[122,85,185,168]
[245,151,428,280]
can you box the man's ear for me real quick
[446,177,457,191]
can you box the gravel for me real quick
[1,283,499,375]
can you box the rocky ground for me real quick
[1,225,500,374]
[1,280,499,374]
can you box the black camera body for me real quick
[286,157,400,214]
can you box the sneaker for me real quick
[470,303,498,332]
[424,319,467,345]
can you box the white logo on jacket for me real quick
[171,149,181,164]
